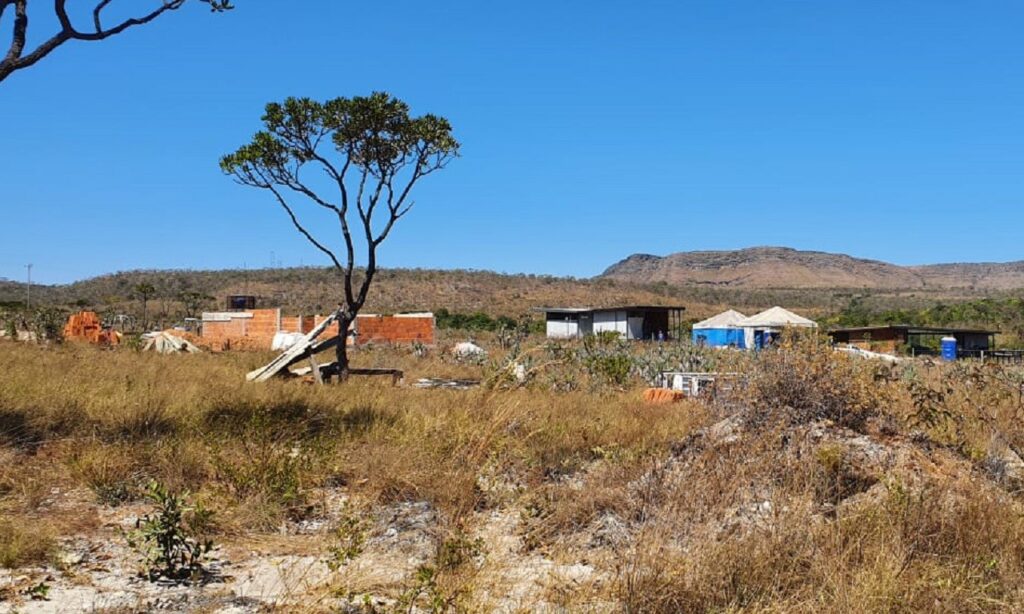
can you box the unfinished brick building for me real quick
[201,309,433,351]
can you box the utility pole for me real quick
[24,264,32,310]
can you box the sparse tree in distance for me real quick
[133,282,156,331]
[0,0,233,83]
[179,290,213,320]
[220,93,459,380]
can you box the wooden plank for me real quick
[246,310,340,382]
[290,362,403,386]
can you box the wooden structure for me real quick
[828,325,997,357]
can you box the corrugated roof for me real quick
[737,306,817,328]
[828,325,998,335]
[692,309,747,330]
[534,305,686,314]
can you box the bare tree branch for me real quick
[1,0,226,83]
[265,184,343,272]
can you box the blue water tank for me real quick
[941,336,958,362]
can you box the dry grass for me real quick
[3,334,1024,611]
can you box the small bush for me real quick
[124,480,214,583]
[744,330,890,431]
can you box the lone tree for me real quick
[0,0,233,83]
[178,290,213,320]
[133,282,156,331]
[220,93,458,380]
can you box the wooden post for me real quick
[309,353,323,385]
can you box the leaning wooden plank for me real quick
[246,311,340,382]
[277,334,341,372]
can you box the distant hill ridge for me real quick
[601,246,1024,290]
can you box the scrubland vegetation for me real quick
[3,331,1024,611]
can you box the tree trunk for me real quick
[335,316,352,382]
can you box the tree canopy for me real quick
[220,92,459,377]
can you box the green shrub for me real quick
[124,480,214,583]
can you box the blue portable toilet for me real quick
[941,336,958,361]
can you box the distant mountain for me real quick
[601,247,1024,290]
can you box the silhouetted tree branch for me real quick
[0,0,232,83]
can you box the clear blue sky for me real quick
[2,1,1023,284]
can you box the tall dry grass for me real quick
[3,334,1024,611]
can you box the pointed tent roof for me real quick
[738,306,817,328]
[693,309,748,330]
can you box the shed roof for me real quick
[737,306,817,329]
[828,325,998,336]
[535,305,686,314]
[693,309,748,330]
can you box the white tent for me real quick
[693,309,748,330]
[692,310,748,348]
[737,306,817,349]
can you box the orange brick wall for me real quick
[201,310,432,351]
[354,315,434,346]
[201,318,247,345]
[202,309,281,350]
[280,316,313,334]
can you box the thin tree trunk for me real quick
[335,316,352,382]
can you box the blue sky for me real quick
[1,1,1022,284]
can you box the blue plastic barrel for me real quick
[941,337,957,362]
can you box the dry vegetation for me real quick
[2,332,1024,611]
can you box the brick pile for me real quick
[63,311,120,346]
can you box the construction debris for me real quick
[247,312,341,382]
[655,372,738,399]
[141,331,201,354]
[642,388,685,404]
[452,341,487,360]
[834,345,904,364]
[272,331,306,351]
[63,311,120,346]
[413,378,481,390]
[291,363,404,385]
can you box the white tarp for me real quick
[693,309,748,330]
[453,341,487,359]
[142,332,200,354]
